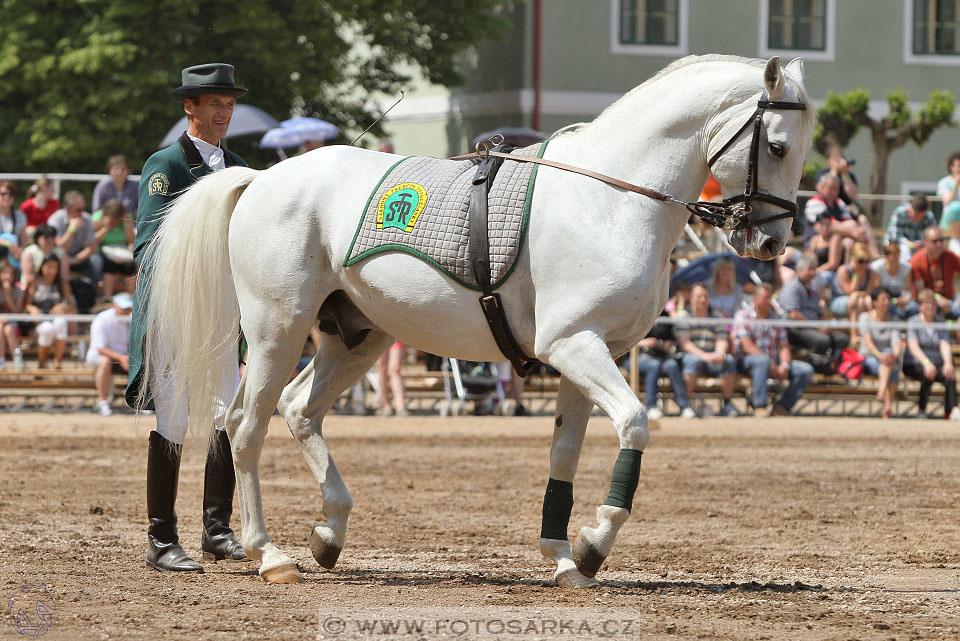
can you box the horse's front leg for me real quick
[544,330,650,581]
[539,376,598,588]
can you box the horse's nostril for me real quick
[761,237,778,255]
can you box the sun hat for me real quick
[171,63,247,101]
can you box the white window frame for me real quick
[610,0,688,57]
[903,0,960,66]
[759,0,836,62]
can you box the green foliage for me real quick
[0,0,512,172]
[812,87,869,154]
[886,87,911,128]
[915,89,955,143]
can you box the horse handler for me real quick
[126,63,248,572]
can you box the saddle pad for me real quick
[344,141,547,290]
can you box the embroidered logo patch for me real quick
[147,172,169,196]
[376,183,427,232]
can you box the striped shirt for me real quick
[779,277,821,320]
[733,307,786,360]
[883,204,937,249]
[676,312,728,353]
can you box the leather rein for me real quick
[453,94,807,232]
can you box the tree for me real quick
[0,0,512,173]
[814,87,955,219]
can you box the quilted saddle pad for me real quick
[343,141,547,290]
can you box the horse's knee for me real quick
[620,411,651,451]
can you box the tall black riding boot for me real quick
[146,431,203,572]
[201,429,246,561]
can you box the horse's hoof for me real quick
[310,525,342,569]
[259,560,303,584]
[571,533,606,578]
[554,566,599,589]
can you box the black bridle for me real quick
[680,95,808,231]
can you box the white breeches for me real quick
[36,318,68,347]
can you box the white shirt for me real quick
[88,307,131,359]
[187,134,225,172]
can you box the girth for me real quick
[469,144,539,377]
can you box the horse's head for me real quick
[709,56,814,261]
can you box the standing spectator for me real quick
[829,242,880,326]
[734,282,814,416]
[883,193,937,257]
[708,256,743,318]
[870,239,915,318]
[92,199,136,299]
[20,225,69,289]
[816,145,860,206]
[937,151,960,255]
[375,341,408,416]
[0,182,28,266]
[859,287,901,419]
[24,256,75,369]
[19,179,60,237]
[85,293,133,416]
[0,262,25,367]
[903,289,960,420]
[630,311,695,423]
[910,226,960,319]
[676,283,739,417]
[92,155,139,216]
[48,191,102,286]
[779,255,850,372]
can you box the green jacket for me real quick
[126,134,246,409]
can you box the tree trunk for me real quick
[868,128,889,223]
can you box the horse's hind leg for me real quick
[539,377,598,588]
[542,331,651,581]
[277,328,394,570]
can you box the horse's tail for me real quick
[138,166,259,451]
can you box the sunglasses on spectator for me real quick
[0,191,13,197]
[929,237,944,244]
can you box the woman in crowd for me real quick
[937,151,960,255]
[903,289,960,420]
[24,255,75,369]
[0,182,27,268]
[708,256,744,318]
[0,261,25,367]
[665,280,691,318]
[830,242,880,329]
[20,225,69,289]
[19,179,59,239]
[376,341,408,416]
[808,212,844,275]
[869,239,914,318]
[859,287,901,419]
[92,155,139,215]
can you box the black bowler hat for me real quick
[171,63,248,101]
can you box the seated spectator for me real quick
[779,255,850,373]
[92,155,139,216]
[804,173,878,258]
[808,212,843,275]
[859,287,902,419]
[0,182,28,267]
[884,193,937,257]
[903,289,960,420]
[629,311,695,424]
[937,151,960,255]
[85,293,133,416]
[676,283,739,417]
[0,261,25,367]
[19,179,60,238]
[20,225,69,289]
[376,341,408,417]
[910,226,960,319]
[91,199,136,299]
[708,256,743,318]
[870,240,915,319]
[665,280,691,317]
[24,256,76,369]
[48,191,102,287]
[734,282,814,416]
[815,145,860,206]
[829,242,880,326]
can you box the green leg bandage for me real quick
[540,478,574,541]
[603,448,643,512]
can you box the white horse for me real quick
[140,55,814,586]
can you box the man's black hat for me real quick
[171,63,248,101]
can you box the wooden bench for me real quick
[0,368,128,412]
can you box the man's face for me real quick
[691,286,710,316]
[908,206,927,223]
[185,94,236,144]
[797,263,816,285]
[754,287,772,316]
[925,229,945,260]
[109,162,129,183]
[817,179,839,203]
[68,197,85,215]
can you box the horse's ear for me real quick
[785,57,805,81]
[763,56,785,100]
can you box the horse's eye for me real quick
[768,142,786,158]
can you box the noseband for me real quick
[683,95,807,231]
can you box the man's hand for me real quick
[772,363,789,379]
[923,362,937,380]
[636,337,657,350]
[944,361,956,381]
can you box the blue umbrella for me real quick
[158,104,280,148]
[259,117,340,149]
[670,252,775,294]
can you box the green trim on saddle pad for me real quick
[342,141,549,292]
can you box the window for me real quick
[619,0,678,46]
[913,0,960,55]
[611,0,688,56]
[759,0,835,62]
[768,0,826,51]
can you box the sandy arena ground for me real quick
[1,412,959,640]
